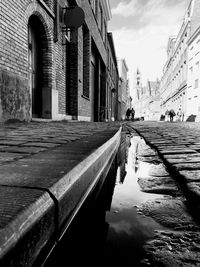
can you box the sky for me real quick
[108,0,188,95]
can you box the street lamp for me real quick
[62,6,85,44]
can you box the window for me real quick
[98,5,103,32]
[82,25,90,98]
[195,79,199,89]
[100,8,103,34]
[196,61,199,71]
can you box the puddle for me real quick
[113,136,164,207]
[44,133,169,267]
[103,134,167,266]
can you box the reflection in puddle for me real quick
[114,135,163,208]
[103,134,166,266]
[44,133,167,267]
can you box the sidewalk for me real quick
[128,121,200,207]
[0,121,122,266]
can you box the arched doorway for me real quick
[28,15,51,118]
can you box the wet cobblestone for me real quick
[124,121,200,266]
[128,121,200,204]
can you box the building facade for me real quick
[186,0,200,121]
[133,69,160,120]
[0,0,112,122]
[159,0,200,121]
[132,69,148,119]
[147,80,161,120]
[107,32,119,121]
[117,58,129,120]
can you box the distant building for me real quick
[132,69,148,119]
[117,58,129,120]
[132,69,160,120]
[147,80,161,120]
[126,80,132,110]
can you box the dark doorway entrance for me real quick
[28,16,44,118]
[90,60,99,122]
[91,46,101,122]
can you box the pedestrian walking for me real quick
[131,108,135,121]
[165,109,170,121]
[126,108,131,121]
[177,108,183,122]
[169,109,176,122]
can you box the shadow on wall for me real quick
[186,115,196,122]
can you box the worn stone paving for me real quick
[2,120,200,266]
[128,121,200,206]
[0,121,121,164]
[124,121,200,266]
[0,120,122,266]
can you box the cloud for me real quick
[112,0,186,26]
[109,0,188,94]
[111,22,181,92]
[112,1,137,17]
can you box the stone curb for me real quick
[0,126,122,266]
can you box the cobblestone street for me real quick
[125,121,200,266]
[1,120,200,266]
[0,121,121,164]
[129,121,200,205]
[0,120,121,266]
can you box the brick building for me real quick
[107,32,119,121]
[0,0,112,122]
[117,58,129,120]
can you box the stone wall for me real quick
[0,70,30,121]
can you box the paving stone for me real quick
[159,149,196,155]
[143,164,169,177]
[21,142,59,148]
[173,162,200,171]
[167,157,200,164]
[40,139,70,144]
[151,141,174,145]
[0,140,27,145]
[163,153,200,159]
[139,197,199,230]
[0,146,47,154]
[188,145,200,150]
[157,146,188,150]
[0,152,28,160]
[142,231,200,267]
[179,170,200,182]
[186,182,200,202]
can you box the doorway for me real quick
[28,15,51,118]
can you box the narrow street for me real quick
[2,0,200,265]
[44,121,200,267]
